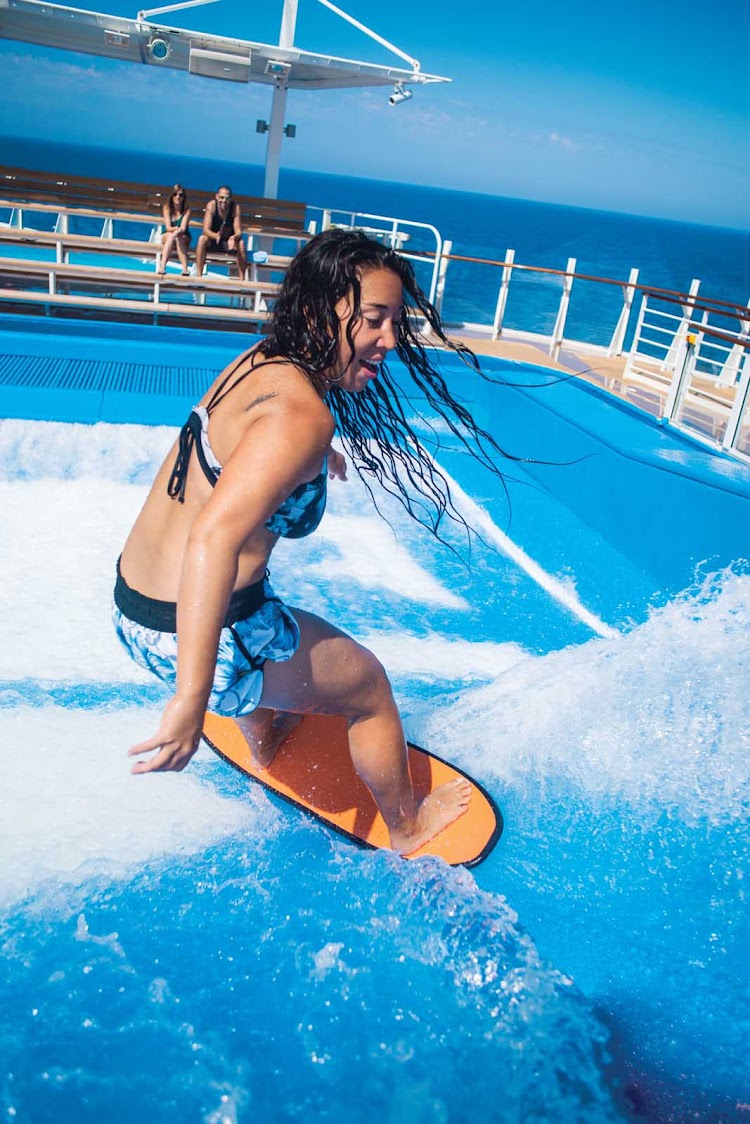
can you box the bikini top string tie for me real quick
[167,413,199,504]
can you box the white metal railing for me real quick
[429,245,750,462]
[2,196,749,463]
[433,247,646,359]
[307,205,443,306]
[627,288,750,461]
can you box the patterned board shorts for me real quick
[112,564,300,717]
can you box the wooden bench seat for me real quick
[0,165,308,236]
[0,288,270,326]
[0,254,279,300]
[0,166,306,330]
[0,259,272,326]
[0,225,294,273]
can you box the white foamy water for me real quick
[1,417,746,1122]
[310,514,468,608]
[420,568,750,824]
[0,707,278,911]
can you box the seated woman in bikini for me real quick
[113,229,511,854]
[159,184,191,275]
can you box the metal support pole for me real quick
[279,0,298,47]
[262,0,298,200]
[263,81,289,199]
[492,249,515,340]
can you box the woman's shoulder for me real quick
[252,359,332,428]
[214,352,332,434]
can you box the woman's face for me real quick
[327,268,403,392]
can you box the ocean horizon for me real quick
[3,132,749,343]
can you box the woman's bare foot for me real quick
[238,708,303,770]
[388,778,471,855]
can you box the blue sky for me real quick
[0,0,748,228]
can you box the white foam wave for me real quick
[0,478,147,680]
[311,514,468,608]
[361,631,528,681]
[442,469,618,638]
[0,707,275,910]
[419,569,750,823]
[0,418,176,484]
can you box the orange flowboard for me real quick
[202,712,502,867]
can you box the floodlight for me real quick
[147,35,171,60]
[388,83,413,107]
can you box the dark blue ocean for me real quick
[4,134,749,346]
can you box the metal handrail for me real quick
[412,247,750,320]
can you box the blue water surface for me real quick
[0,377,748,1123]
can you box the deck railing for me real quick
[428,244,750,463]
[1,196,749,463]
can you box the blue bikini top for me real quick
[166,356,327,540]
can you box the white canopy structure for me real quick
[0,0,450,196]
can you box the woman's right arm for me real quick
[128,399,333,774]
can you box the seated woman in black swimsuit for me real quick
[114,229,511,854]
[159,184,191,275]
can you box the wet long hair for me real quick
[257,228,519,546]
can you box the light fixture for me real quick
[265,59,291,78]
[388,83,413,107]
[147,35,171,60]
[256,120,297,138]
[188,47,251,82]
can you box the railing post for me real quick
[492,249,514,340]
[48,269,56,296]
[623,293,649,382]
[321,209,332,231]
[718,297,750,388]
[723,348,750,452]
[101,217,113,239]
[663,278,700,371]
[608,267,639,356]
[549,257,576,360]
[664,332,697,421]
[433,239,452,317]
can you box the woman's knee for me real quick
[350,643,395,714]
